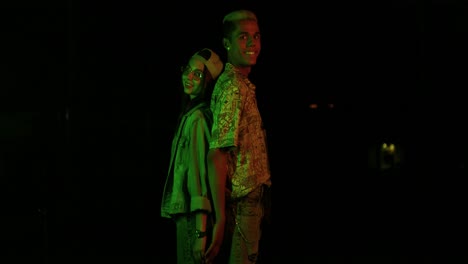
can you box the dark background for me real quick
[1,1,466,263]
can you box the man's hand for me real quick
[193,236,207,263]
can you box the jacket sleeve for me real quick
[187,111,212,213]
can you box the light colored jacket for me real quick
[161,102,213,218]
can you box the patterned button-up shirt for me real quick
[209,63,271,200]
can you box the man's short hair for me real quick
[223,9,257,23]
[222,10,258,38]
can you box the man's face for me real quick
[227,19,261,67]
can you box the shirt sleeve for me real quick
[210,84,242,149]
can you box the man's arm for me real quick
[205,148,228,262]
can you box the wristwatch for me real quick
[195,229,207,239]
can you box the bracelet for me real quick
[195,229,207,239]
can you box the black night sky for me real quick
[1,1,467,263]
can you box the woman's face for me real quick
[181,58,205,99]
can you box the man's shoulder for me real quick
[215,72,244,92]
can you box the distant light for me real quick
[382,143,395,154]
[309,103,335,109]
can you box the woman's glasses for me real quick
[181,66,204,81]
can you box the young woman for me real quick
[161,48,224,264]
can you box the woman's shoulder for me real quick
[188,103,212,122]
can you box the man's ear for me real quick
[223,38,230,50]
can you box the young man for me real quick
[207,9,272,264]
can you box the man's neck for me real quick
[231,63,251,77]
